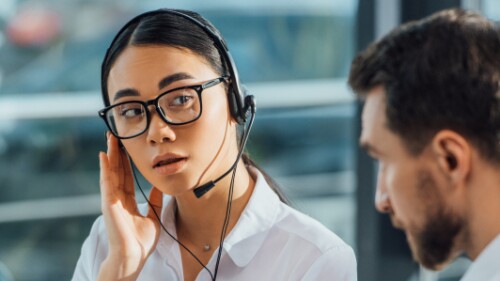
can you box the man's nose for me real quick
[374,175,392,213]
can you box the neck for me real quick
[463,161,500,260]
[174,160,255,247]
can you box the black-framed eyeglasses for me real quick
[98,76,228,139]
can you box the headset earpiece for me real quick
[227,83,242,124]
[244,95,256,114]
[227,81,248,124]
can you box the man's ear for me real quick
[431,130,471,184]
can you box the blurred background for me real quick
[0,0,498,280]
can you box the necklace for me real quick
[203,244,211,252]
[174,205,213,253]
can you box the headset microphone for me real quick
[193,95,256,198]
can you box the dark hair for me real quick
[101,9,289,203]
[101,10,226,106]
[349,8,500,164]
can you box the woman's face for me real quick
[107,45,237,196]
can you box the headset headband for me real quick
[101,9,247,124]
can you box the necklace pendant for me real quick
[203,244,211,252]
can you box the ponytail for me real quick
[242,153,289,204]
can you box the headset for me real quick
[101,8,250,125]
[99,9,256,280]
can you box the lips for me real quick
[152,153,187,175]
[153,157,183,168]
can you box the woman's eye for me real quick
[172,95,193,106]
[123,108,141,117]
[159,88,197,110]
[119,105,144,118]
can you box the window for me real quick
[0,1,357,279]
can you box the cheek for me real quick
[187,117,226,158]
[191,94,230,145]
[181,94,234,170]
[387,164,442,232]
[384,163,421,217]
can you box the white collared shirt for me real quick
[72,168,357,281]
[460,234,500,281]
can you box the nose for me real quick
[146,109,177,144]
[374,170,392,213]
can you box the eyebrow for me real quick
[112,72,194,102]
[113,88,140,102]
[158,72,194,90]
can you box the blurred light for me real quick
[6,6,61,47]
[0,0,16,19]
[483,0,500,20]
[0,261,14,281]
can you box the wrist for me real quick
[97,254,145,281]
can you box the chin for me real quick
[150,176,190,196]
[407,215,462,271]
[414,249,454,271]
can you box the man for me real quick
[349,8,500,280]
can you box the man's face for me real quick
[359,86,463,270]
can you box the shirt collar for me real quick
[461,234,500,281]
[222,167,281,267]
[156,196,180,259]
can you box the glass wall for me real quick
[483,0,500,20]
[0,0,357,280]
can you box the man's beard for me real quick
[407,170,463,270]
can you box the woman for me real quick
[72,9,356,281]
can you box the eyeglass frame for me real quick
[98,76,229,139]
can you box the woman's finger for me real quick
[99,151,115,207]
[106,134,121,175]
[119,147,136,196]
[100,151,137,238]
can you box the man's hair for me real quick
[349,8,500,164]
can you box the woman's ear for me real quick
[431,130,471,185]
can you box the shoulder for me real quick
[260,202,357,280]
[248,168,353,255]
[491,271,500,281]
[274,202,352,254]
[72,215,108,281]
[80,215,109,258]
[84,215,108,245]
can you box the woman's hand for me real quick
[97,134,163,281]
